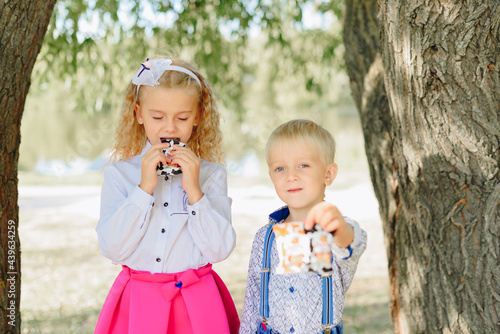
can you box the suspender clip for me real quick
[323,325,332,334]
[261,268,270,273]
[261,317,268,330]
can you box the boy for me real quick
[239,119,367,334]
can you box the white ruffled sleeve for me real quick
[96,164,155,262]
[186,164,236,263]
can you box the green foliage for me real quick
[25,0,358,169]
[37,0,344,118]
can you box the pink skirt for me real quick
[95,264,240,334]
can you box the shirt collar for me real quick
[269,206,290,224]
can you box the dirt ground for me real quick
[18,171,392,333]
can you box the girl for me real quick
[95,58,239,334]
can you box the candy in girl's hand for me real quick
[156,138,186,180]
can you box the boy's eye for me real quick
[299,164,309,168]
[275,167,285,172]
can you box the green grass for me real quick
[343,276,393,333]
[22,308,101,334]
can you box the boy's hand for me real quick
[304,201,354,248]
[170,145,203,205]
[139,142,170,195]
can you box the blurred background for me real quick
[18,0,391,332]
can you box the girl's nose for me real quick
[163,119,176,132]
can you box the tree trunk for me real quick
[344,0,500,333]
[343,0,402,330]
[0,1,57,332]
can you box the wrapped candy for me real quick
[273,222,334,276]
[156,138,186,180]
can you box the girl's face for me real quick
[135,86,199,145]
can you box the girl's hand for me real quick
[139,142,170,195]
[304,201,354,248]
[170,145,203,204]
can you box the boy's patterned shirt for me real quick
[239,207,367,334]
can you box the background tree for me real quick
[0,1,57,332]
[344,0,500,333]
[25,0,344,164]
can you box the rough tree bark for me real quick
[344,0,500,333]
[0,1,57,332]
[343,0,401,328]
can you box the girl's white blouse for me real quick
[96,143,236,274]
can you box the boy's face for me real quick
[268,139,337,219]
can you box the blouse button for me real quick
[163,202,169,207]
[156,257,161,262]
[161,228,166,233]
[290,327,295,333]
[191,211,196,215]
[152,202,155,207]
[289,286,294,293]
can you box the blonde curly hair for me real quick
[111,59,223,164]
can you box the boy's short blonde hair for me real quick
[265,119,336,166]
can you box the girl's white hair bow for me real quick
[131,58,201,100]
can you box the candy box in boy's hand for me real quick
[309,228,334,275]
[272,222,334,275]
[273,222,310,274]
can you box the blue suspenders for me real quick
[321,274,334,331]
[259,223,343,334]
[259,223,275,321]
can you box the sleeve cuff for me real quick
[186,193,207,217]
[331,217,362,260]
[128,185,156,208]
